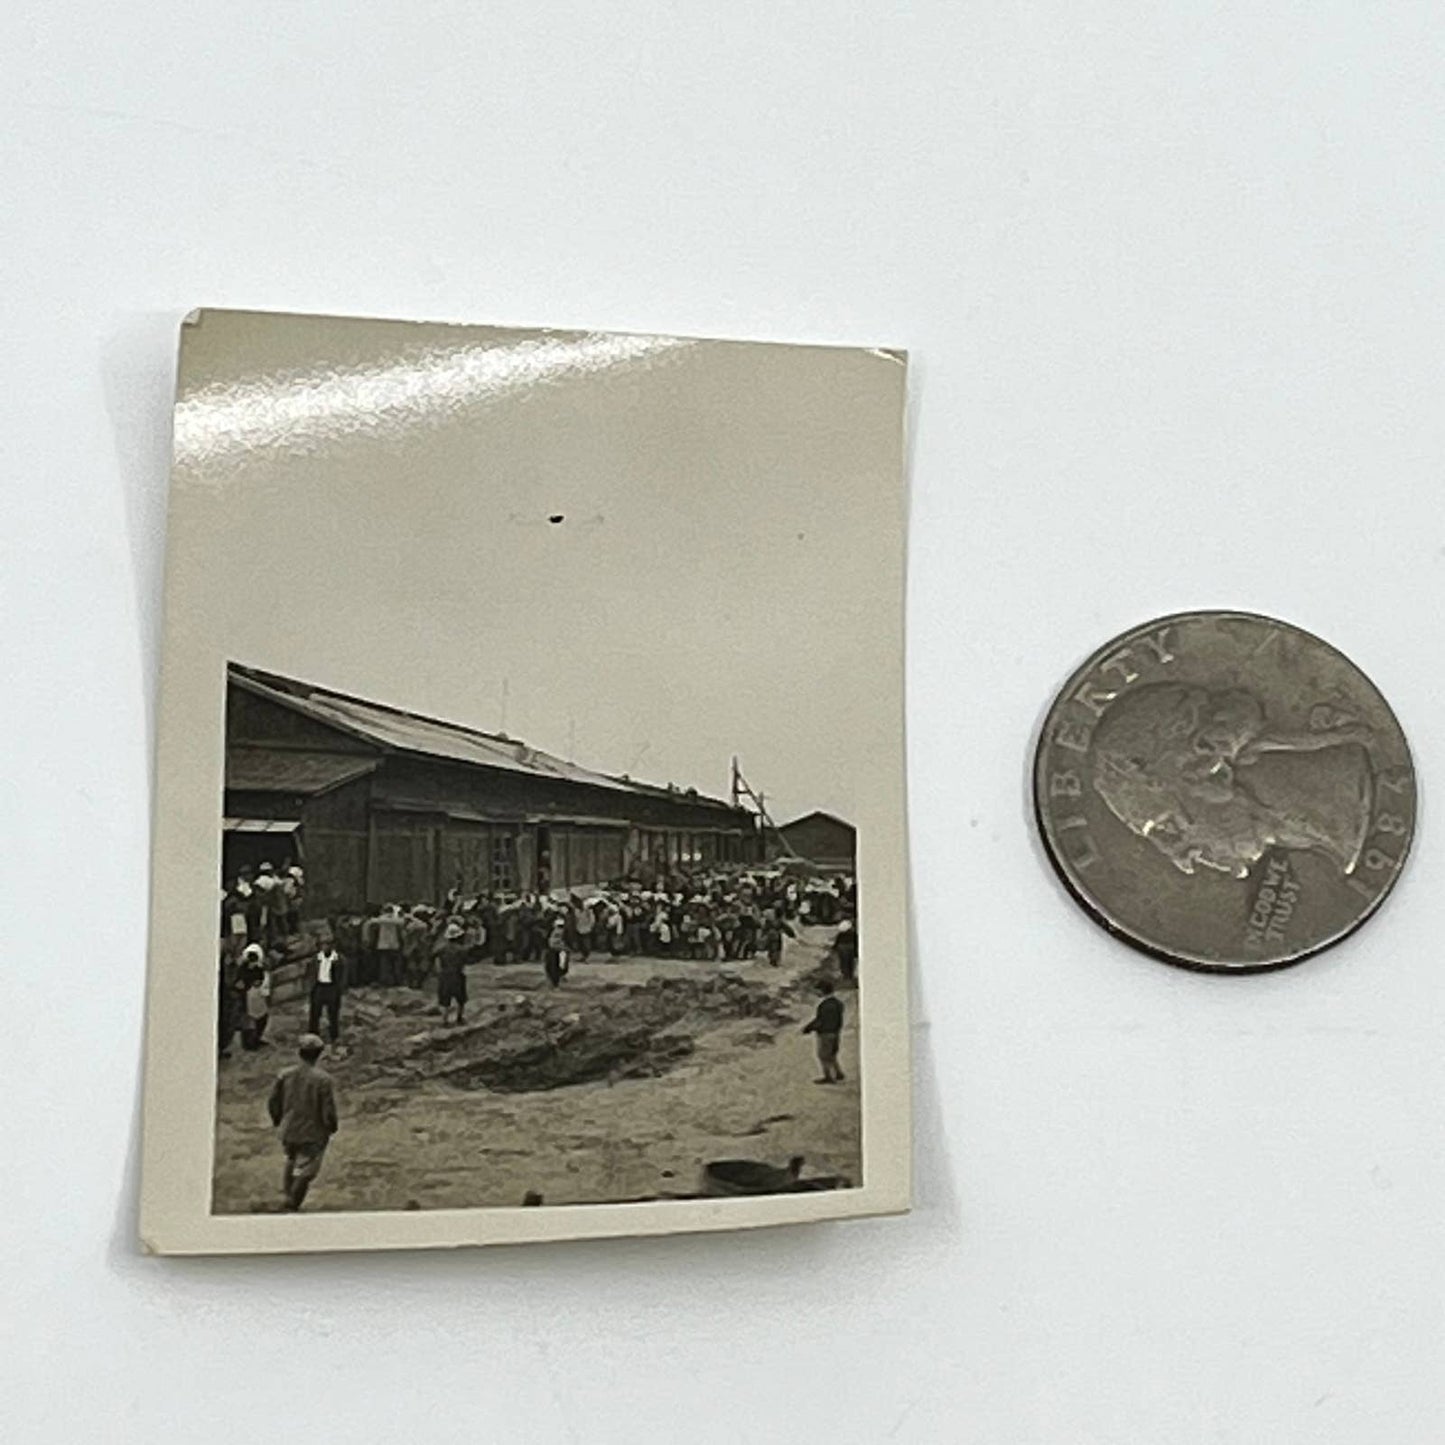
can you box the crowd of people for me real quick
[333,868,857,993]
[222,862,306,949]
[224,863,859,1212]
[216,862,307,1058]
[218,862,857,1056]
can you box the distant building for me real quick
[223,664,761,915]
[771,810,857,870]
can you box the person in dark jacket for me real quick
[543,917,569,987]
[833,919,859,983]
[222,883,251,956]
[523,898,548,963]
[267,1034,339,1211]
[801,980,846,1084]
[217,948,243,1059]
[760,911,796,967]
[735,904,759,959]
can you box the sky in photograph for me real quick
[172,310,905,826]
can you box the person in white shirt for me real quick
[305,940,346,1043]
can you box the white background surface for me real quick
[4,4,1444,1441]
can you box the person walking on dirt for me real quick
[833,918,858,983]
[267,1033,339,1212]
[435,921,469,1025]
[543,916,569,987]
[760,911,796,968]
[802,980,846,1084]
[305,939,347,1044]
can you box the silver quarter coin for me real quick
[1034,611,1415,971]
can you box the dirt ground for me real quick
[211,926,861,1214]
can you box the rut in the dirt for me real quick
[378,972,796,1093]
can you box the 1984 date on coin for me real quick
[1033,611,1415,972]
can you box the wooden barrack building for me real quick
[223,664,761,916]
[771,810,857,871]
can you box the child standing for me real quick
[801,980,846,1084]
[238,943,272,1050]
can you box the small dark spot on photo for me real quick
[548,513,565,525]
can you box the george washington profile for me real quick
[1091,683,1373,879]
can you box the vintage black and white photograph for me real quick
[216,662,862,1214]
[140,308,909,1253]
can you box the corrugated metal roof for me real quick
[298,690,638,791]
[230,666,737,810]
[225,747,378,796]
